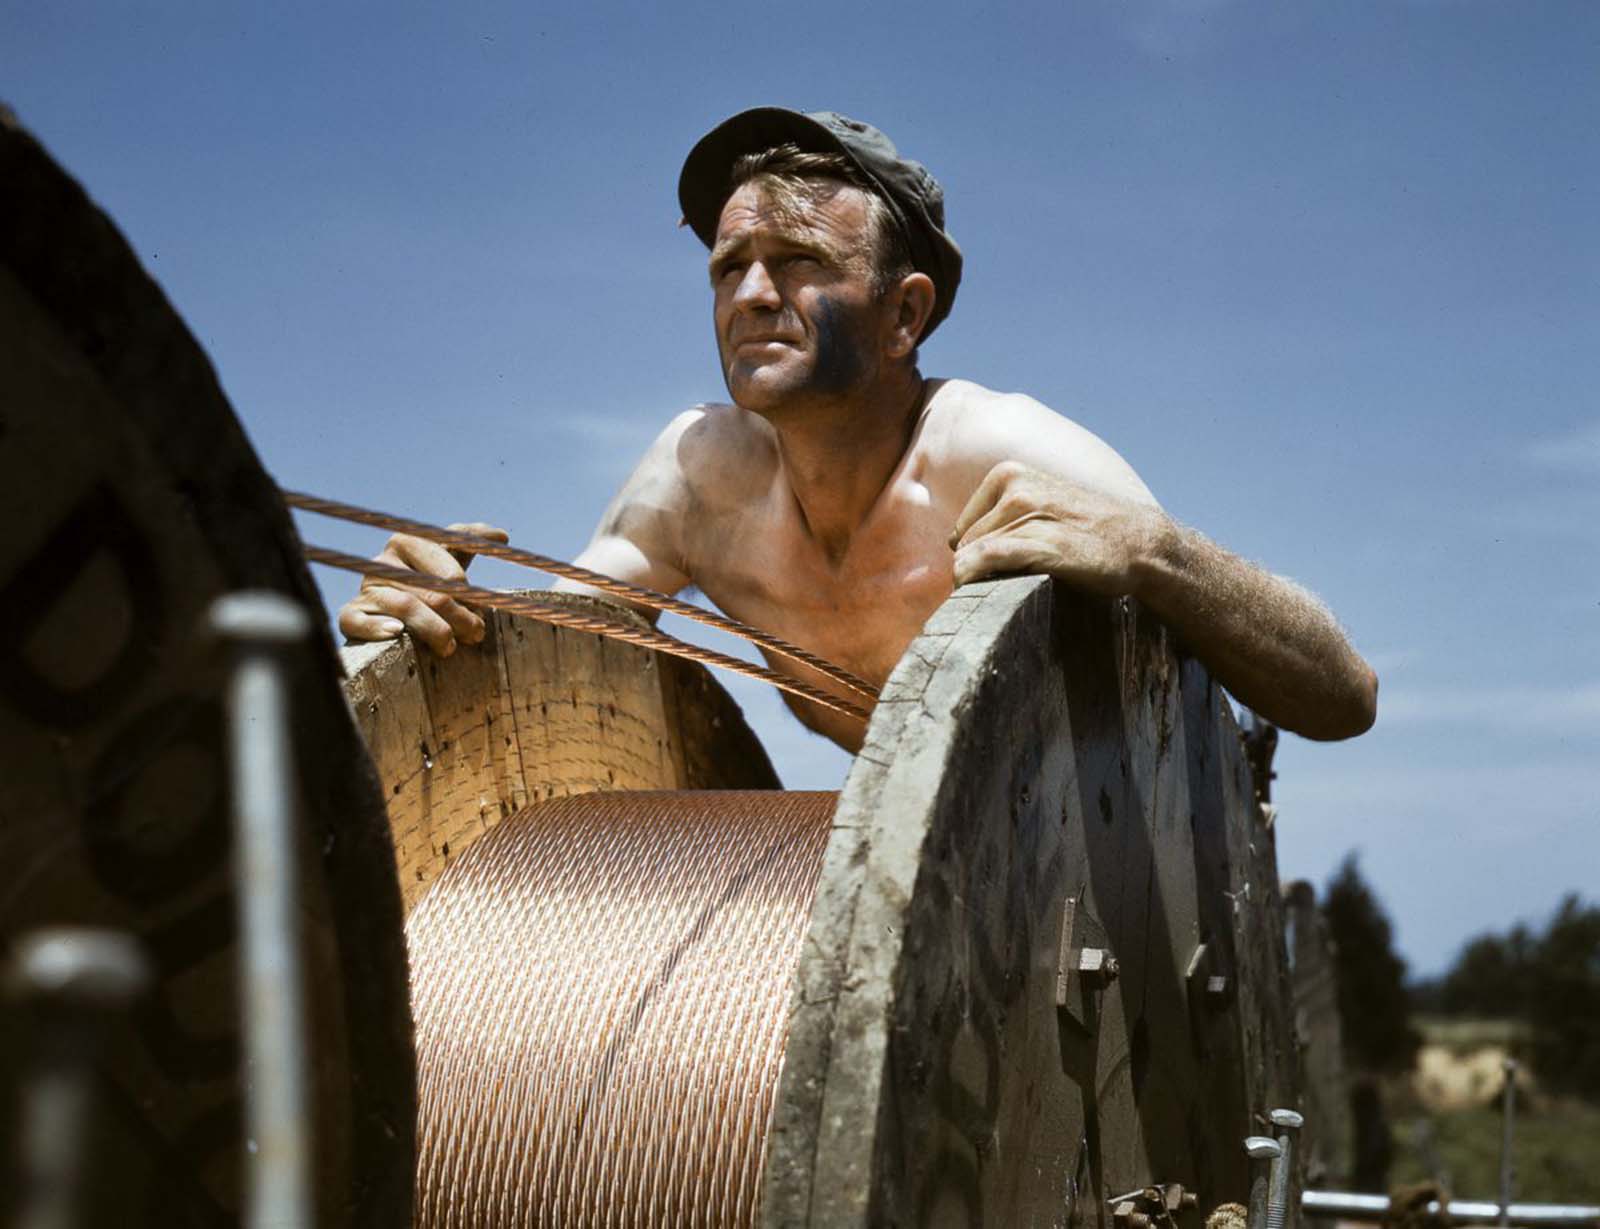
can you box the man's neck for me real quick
[764,367,927,566]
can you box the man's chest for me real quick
[688,500,958,688]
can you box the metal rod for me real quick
[1501,1058,1519,1226]
[1246,1136,1282,1229]
[1302,1192,1600,1227]
[1267,1108,1303,1229]
[211,592,314,1229]
[6,929,148,1229]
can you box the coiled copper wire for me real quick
[405,790,838,1228]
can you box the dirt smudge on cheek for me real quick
[809,296,865,395]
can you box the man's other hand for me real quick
[336,522,510,657]
[949,461,1168,593]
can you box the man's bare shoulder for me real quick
[919,378,1157,506]
[617,403,775,496]
[577,403,777,594]
[665,402,781,507]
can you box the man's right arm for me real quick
[553,412,699,611]
[336,412,700,651]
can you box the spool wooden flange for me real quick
[340,595,781,912]
[0,111,413,1226]
[766,577,1301,1226]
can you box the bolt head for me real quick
[1244,1135,1282,1159]
[1268,1108,1304,1130]
[209,591,312,645]
[1077,948,1120,983]
[8,928,149,1007]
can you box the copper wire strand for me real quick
[406,790,837,1229]
[304,545,872,725]
[282,489,878,704]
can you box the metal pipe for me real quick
[1501,1058,1519,1225]
[6,928,148,1229]
[210,592,314,1229]
[1302,1192,1600,1227]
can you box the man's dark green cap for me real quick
[678,107,964,340]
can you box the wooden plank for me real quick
[342,637,440,904]
[1286,879,1351,1187]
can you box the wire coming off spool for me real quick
[405,790,838,1228]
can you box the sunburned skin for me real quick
[600,377,1153,750]
[341,175,1378,749]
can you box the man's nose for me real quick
[732,260,781,311]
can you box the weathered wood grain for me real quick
[1286,879,1351,1188]
[765,577,1302,1227]
[341,594,781,912]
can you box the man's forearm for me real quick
[1132,520,1377,740]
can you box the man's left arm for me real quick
[947,403,1377,741]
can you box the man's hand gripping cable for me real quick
[286,491,876,726]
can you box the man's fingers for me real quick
[951,499,1046,552]
[949,463,1013,548]
[387,533,468,582]
[338,603,407,643]
[344,585,465,657]
[949,460,1043,549]
[443,522,510,569]
[422,586,488,646]
[952,532,1053,587]
[445,522,510,543]
[350,528,503,650]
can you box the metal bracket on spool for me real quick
[1056,894,1117,1034]
[1184,942,1231,1010]
[1109,1182,1200,1229]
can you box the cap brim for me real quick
[677,107,852,247]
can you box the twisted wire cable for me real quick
[406,790,838,1229]
[304,545,872,725]
[283,489,878,704]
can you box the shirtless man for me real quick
[339,108,1377,752]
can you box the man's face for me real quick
[709,179,891,414]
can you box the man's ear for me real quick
[886,272,936,358]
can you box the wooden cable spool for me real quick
[348,579,1303,1226]
[0,114,413,1224]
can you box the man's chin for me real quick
[725,363,809,413]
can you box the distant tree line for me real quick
[1320,855,1418,1190]
[1413,894,1600,1102]
[1323,854,1422,1077]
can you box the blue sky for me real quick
[6,1,1595,976]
